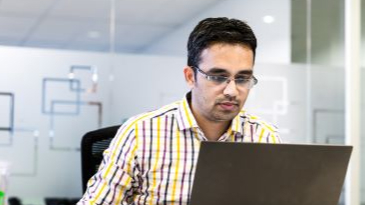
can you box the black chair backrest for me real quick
[81,125,120,193]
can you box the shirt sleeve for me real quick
[77,123,140,205]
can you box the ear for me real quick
[183,66,195,89]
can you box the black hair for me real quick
[187,17,257,71]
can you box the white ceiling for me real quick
[0,0,223,53]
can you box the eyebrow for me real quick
[206,68,253,75]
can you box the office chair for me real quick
[80,125,121,193]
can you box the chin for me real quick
[212,113,239,122]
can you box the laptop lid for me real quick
[190,142,352,205]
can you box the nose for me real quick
[222,79,239,97]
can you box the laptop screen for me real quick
[190,142,352,205]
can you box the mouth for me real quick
[217,102,239,111]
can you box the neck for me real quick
[197,119,231,141]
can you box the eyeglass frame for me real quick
[192,66,258,89]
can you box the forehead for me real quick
[199,43,254,72]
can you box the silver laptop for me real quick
[190,142,352,205]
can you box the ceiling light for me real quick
[263,15,275,24]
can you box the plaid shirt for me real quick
[78,93,281,205]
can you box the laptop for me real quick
[190,142,352,205]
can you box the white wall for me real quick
[142,0,291,64]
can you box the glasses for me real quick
[193,66,258,89]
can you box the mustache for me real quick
[215,97,239,105]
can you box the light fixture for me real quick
[263,15,275,24]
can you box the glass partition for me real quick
[291,1,346,138]
[292,0,349,204]
[0,0,114,203]
[0,0,361,204]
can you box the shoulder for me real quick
[240,111,282,143]
[117,101,180,134]
[108,101,181,152]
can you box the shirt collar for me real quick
[230,110,245,135]
[176,92,200,130]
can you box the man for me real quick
[78,17,281,205]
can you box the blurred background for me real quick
[0,0,363,204]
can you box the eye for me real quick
[209,75,227,83]
[234,77,250,84]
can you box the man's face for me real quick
[185,43,254,124]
